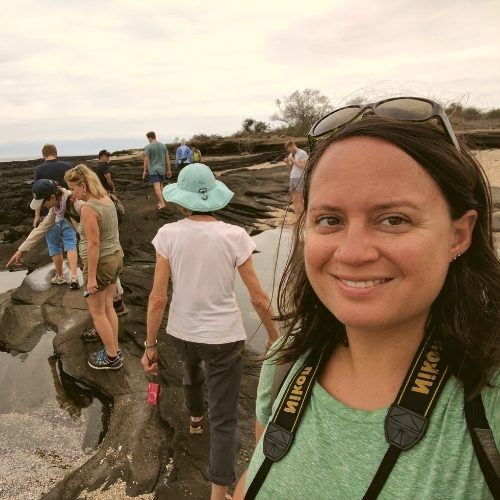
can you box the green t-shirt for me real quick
[144,141,167,176]
[245,353,500,499]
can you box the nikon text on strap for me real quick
[244,331,449,500]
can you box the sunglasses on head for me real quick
[308,97,460,152]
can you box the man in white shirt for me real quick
[284,140,308,219]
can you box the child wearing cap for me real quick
[6,179,80,289]
[141,163,279,500]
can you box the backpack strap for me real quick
[65,195,81,224]
[464,392,500,498]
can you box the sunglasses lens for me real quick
[311,106,362,137]
[376,98,434,121]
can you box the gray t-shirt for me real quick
[245,352,500,499]
[290,148,308,179]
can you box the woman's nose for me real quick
[335,225,380,265]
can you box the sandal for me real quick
[80,327,101,342]
[189,416,204,435]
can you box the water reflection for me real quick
[0,331,111,451]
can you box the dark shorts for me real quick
[290,176,304,193]
[83,250,123,290]
[149,174,165,184]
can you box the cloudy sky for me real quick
[1,0,499,157]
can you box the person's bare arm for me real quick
[33,206,41,228]
[233,420,265,498]
[166,153,172,178]
[141,253,170,375]
[143,154,149,180]
[81,205,100,294]
[233,470,248,500]
[104,173,115,192]
[237,256,279,346]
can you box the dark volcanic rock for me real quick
[0,149,290,499]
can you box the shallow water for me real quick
[236,227,292,353]
[0,269,28,294]
[0,330,110,451]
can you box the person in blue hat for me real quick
[141,163,279,500]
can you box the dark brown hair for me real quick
[276,116,500,394]
[42,144,57,157]
[146,131,156,139]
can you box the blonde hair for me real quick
[64,164,107,198]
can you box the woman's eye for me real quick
[381,216,408,226]
[317,216,341,227]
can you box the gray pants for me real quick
[170,336,244,486]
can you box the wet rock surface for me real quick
[0,144,292,499]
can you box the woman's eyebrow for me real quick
[308,200,420,212]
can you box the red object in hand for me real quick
[147,382,160,406]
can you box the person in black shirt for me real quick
[34,144,72,187]
[33,144,72,227]
[91,150,116,193]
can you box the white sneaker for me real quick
[51,274,67,285]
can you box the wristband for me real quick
[144,340,157,349]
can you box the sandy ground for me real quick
[474,149,500,187]
[0,405,90,499]
[77,481,153,499]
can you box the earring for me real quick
[452,253,461,262]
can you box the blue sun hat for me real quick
[163,163,234,212]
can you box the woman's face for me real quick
[43,194,57,209]
[67,181,85,201]
[304,137,476,334]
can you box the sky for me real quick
[1,0,499,157]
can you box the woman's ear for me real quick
[450,209,478,258]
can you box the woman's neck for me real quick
[320,321,427,410]
[188,214,216,222]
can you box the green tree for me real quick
[253,121,270,133]
[242,118,256,133]
[271,89,332,135]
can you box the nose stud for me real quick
[336,249,341,254]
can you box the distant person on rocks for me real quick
[91,150,116,193]
[284,140,308,220]
[33,144,73,228]
[143,131,172,210]
[192,144,202,163]
[65,165,124,370]
[141,163,279,500]
[175,139,192,171]
[6,179,80,289]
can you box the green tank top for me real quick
[78,200,122,260]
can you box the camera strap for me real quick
[245,331,449,500]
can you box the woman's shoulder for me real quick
[215,220,251,239]
[482,368,500,425]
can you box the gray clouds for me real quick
[1,0,499,155]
